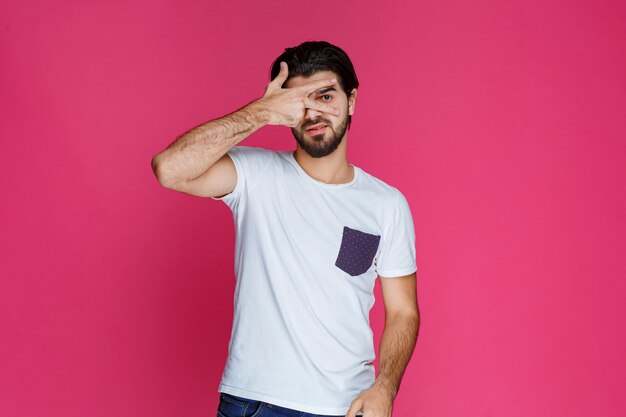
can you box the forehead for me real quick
[285,70,340,89]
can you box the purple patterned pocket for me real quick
[335,226,381,276]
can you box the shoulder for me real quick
[357,166,406,206]
[227,145,280,171]
[229,145,277,159]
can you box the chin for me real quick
[291,127,344,158]
[305,149,335,158]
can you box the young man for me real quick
[151,41,420,417]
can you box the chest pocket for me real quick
[335,226,381,276]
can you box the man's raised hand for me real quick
[254,61,340,127]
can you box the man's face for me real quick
[285,71,356,158]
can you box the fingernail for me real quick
[331,78,337,82]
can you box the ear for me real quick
[348,88,358,115]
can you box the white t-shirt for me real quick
[211,146,417,415]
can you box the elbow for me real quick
[151,154,180,190]
[151,154,166,183]
[151,155,161,177]
[387,309,420,327]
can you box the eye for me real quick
[320,94,332,101]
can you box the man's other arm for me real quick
[346,272,420,417]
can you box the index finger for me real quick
[297,77,338,95]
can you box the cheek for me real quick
[334,102,349,117]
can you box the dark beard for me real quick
[290,112,349,158]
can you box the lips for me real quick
[307,123,327,131]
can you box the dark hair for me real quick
[269,40,359,128]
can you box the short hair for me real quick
[269,40,359,129]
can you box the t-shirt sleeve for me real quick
[375,191,418,278]
[210,145,271,210]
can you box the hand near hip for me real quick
[345,382,394,417]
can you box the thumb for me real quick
[345,398,363,417]
[272,61,289,88]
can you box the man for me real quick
[151,41,420,417]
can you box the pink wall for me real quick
[2,0,625,416]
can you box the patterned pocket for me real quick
[335,226,381,276]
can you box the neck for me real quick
[293,141,354,185]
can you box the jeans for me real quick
[216,392,345,417]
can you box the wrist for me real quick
[244,99,272,126]
[372,377,398,400]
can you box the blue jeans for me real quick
[216,392,344,417]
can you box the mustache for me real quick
[304,118,331,129]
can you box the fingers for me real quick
[304,98,340,116]
[345,398,364,417]
[271,61,289,88]
[300,77,338,95]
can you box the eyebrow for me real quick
[315,87,337,95]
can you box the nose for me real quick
[304,107,322,120]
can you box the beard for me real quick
[291,111,349,158]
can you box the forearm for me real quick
[374,311,420,398]
[152,100,269,185]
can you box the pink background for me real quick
[1,0,625,416]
